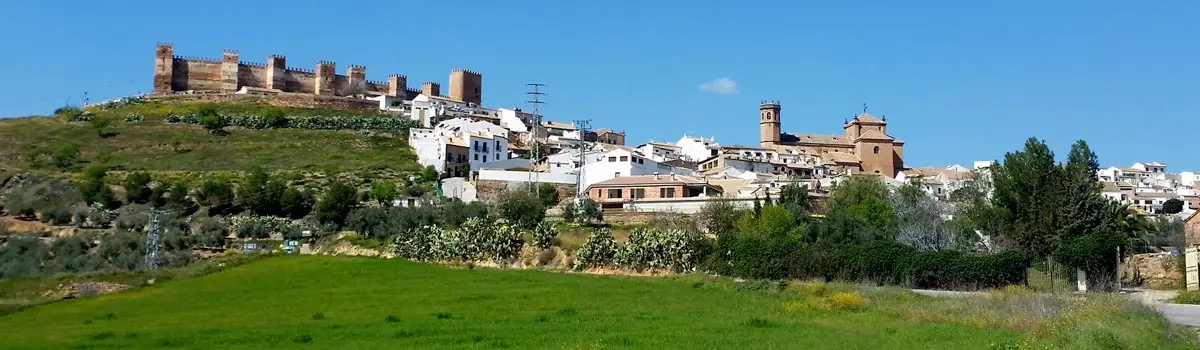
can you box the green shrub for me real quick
[532,221,557,249]
[708,236,1025,290]
[165,113,416,131]
[616,227,699,272]
[1173,291,1200,305]
[494,189,545,229]
[40,205,73,225]
[393,217,524,263]
[122,172,153,204]
[573,228,619,270]
[314,182,359,227]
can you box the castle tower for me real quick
[266,55,286,91]
[220,50,240,92]
[315,61,335,96]
[153,43,175,93]
[387,74,407,97]
[346,65,367,95]
[448,69,482,105]
[759,101,782,148]
[421,82,441,97]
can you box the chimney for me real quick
[671,174,677,181]
[653,172,660,180]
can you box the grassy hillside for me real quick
[0,99,419,173]
[0,256,1192,349]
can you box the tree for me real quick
[820,175,897,243]
[891,181,955,252]
[237,167,277,215]
[495,188,545,229]
[537,183,560,207]
[165,182,193,212]
[51,142,79,170]
[90,116,112,138]
[122,172,153,204]
[755,205,800,239]
[78,166,119,209]
[420,165,439,182]
[314,182,360,226]
[778,183,811,223]
[195,180,235,215]
[696,199,741,235]
[169,134,184,153]
[990,137,1062,262]
[371,181,397,205]
[280,187,315,219]
[1163,198,1185,215]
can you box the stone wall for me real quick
[1121,252,1183,289]
[171,60,222,91]
[474,179,576,205]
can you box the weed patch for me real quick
[311,312,325,320]
[385,315,401,323]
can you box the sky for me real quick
[2,1,1198,170]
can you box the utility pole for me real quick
[573,119,592,198]
[144,210,163,271]
[526,83,547,196]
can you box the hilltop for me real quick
[0,96,420,175]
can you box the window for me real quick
[660,187,676,198]
[614,172,621,177]
[607,189,623,199]
[632,188,645,199]
[483,155,488,162]
[620,156,629,161]
[873,146,880,154]
[608,157,617,162]
[473,154,478,160]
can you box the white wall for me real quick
[496,108,530,133]
[725,159,775,174]
[478,170,577,184]
[624,197,754,214]
[676,135,719,162]
[579,149,696,195]
[408,128,446,173]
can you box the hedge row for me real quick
[707,235,1026,290]
[165,113,417,131]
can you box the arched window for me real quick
[873,146,880,154]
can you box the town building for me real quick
[585,174,721,209]
[578,148,696,195]
[584,128,626,145]
[675,135,720,162]
[756,101,906,177]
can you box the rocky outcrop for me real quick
[41,282,132,300]
[1122,252,1183,289]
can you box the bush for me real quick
[494,189,545,229]
[236,220,270,239]
[165,113,416,132]
[123,172,153,204]
[697,199,742,235]
[279,187,315,219]
[114,205,150,232]
[195,180,234,215]
[532,221,557,249]
[708,236,1025,290]
[573,228,619,270]
[314,182,359,227]
[262,108,287,128]
[1173,291,1200,305]
[537,183,560,207]
[52,142,79,170]
[40,205,73,225]
[393,217,524,263]
[616,227,699,272]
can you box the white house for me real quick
[466,132,509,171]
[636,142,682,162]
[1132,162,1167,174]
[496,108,533,133]
[547,144,607,175]
[1131,192,1180,215]
[409,128,448,173]
[676,135,720,162]
[579,148,695,195]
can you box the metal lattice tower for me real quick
[144,210,163,271]
[572,119,592,198]
[526,83,547,194]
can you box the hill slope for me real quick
[0,99,419,173]
[0,256,1024,349]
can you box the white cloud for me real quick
[697,77,737,94]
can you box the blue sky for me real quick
[3,1,1198,170]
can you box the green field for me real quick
[0,99,419,173]
[1,256,1190,349]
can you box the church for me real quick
[757,101,906,178]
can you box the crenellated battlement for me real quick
[152,44,482,102]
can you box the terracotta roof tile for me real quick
[785,133,851,145]
[589,174,707,188]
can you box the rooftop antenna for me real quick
[526,83,547,195]
[862,103,868,114]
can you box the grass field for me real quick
[0,99,419,173]
[1,256,1192,349]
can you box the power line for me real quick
[572,119,592,198]
[526,83,547,195]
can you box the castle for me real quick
[152,44,483,105]
[758,101,906,177]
